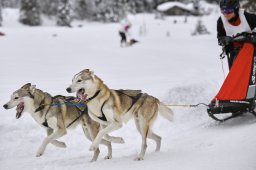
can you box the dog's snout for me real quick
[3,104,8,109]
[66,87,71,93]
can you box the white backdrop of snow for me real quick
[0,8,256,170]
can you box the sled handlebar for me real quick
[230,32,256,44]
[219,32,256,59]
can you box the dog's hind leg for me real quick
[47,128,66,148]
[90,148,100,162]
[147,130,161,152]
[81,126,101,162]
[134,117,149,161]
[82,125,112,161]
[100,139,112,160]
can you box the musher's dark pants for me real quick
[119,31,126,44]
[227,48,240,69]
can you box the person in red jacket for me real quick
[217,0,256,69]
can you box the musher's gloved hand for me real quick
[218,36,232,46]
[251,35,256,44]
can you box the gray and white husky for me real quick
[3,83,123,162]
[66,69,174,160]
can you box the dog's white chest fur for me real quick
[23,98,45,126]
[87,100,116,124]
[88,100,104,117]
[30,112,46,126]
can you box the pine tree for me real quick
[39,0,59,16]
[0,1,2,26]
[192,19,210,36]
[134,0,145,13]
[2,0,20,8]
[57,0,71,27]
[19,0,41,26]
[243,0,256,14]
[71,0,159,22]
[73,0,88,20]
[89,0,128,22]
[111,0,128,22]
[205,0,219,3]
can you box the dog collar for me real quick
[86,90,101,102]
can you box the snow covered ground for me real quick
[1,9,256,170]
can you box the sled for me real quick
[207,32,256,122]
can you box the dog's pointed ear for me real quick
[21,83,31,90]
[81,69,90,74]
[29,85,36,93]
[90,70,95,80]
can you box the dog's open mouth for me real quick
[16,102,24,119]
[77,88,87,101]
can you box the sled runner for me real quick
[207,32,256,122]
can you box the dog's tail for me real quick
[158,103,174,121]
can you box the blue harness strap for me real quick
[50,102,87,107]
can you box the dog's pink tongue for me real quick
[77,93,87,101]
[16,102,24,113]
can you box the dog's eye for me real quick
[77,80,82,83]
[14,97,19,100]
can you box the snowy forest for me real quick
[0,0,255,27]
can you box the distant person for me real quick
[217,0,256,69]
[119,18,132,47]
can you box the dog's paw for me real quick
[134,156,144,161]
[36,151,43,157]
[119,138,125,144]
[89,158,96,162]
[89,145,97,151]
[36,146,46,157]
[104,155,112,160]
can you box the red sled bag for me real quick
[207,33,256,122]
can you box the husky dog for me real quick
[3,83,123,162]
[66,69,174,160]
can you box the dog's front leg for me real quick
[100,124,124,144]
[36,117,67,157]
[46,128,67,148]
[104,134,125,144]
[36,127,67,157]
[89,122,122,151]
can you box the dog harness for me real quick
[87,90,142,122]
[115,90,143,113]
[35,94,88,128]
[33,92,52,128]
[84,90,107,121]
[98,90,143,122]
